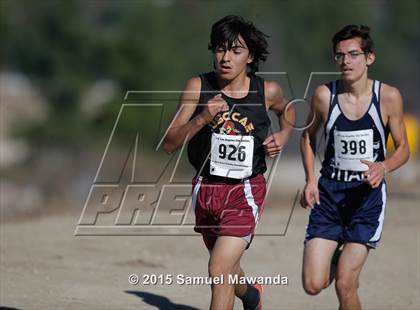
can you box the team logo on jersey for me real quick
[219,120,241,135]
[210,111,254,134]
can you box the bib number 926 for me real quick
[218,144,246,162]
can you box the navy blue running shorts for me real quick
[305,176,387,249]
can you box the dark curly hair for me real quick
[208,15,269,73]
[332,25,374,53]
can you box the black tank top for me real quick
[187,71,270,180]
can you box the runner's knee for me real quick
[335,277,358,297]
[303,278,327,295]
[208,262,234,278]
[233,263,243,275]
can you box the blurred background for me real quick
[1,1,419,309]
[1,0,419,219]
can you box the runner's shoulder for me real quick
[378,83,403,116]
[379,83,402,105]
[264,80,283,100]
[312,84,331,114]
[181,76,202,103]
[263,80,285,109]
[184,76,202,92]
[313,84,331,102]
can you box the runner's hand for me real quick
[263,131,288,158]
[199,94,229,124]
[300,180,320,209]
[361,160,386,188]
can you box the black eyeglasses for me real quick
[334,51,366,62]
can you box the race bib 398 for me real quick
[334,129,374,171]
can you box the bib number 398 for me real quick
[210,133,254,179]
[334,129,374,171]
[340,140,367,155]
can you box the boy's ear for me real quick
[247,54,254,64]
[366,52,375,67]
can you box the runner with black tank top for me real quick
[188,71,270,180]
[300,25,409,310]
[164,15,294,310]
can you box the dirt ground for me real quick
[0,192,419,310]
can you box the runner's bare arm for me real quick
[301,85,330,182]
[300,85,330,207]
[263,81,295,157]
[361,85,410,187]
[163,77,228,154]
[374,85,409,172]
[163,77,202,153]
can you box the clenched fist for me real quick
[200,94,229,124]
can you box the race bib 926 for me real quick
[210,133,254,179]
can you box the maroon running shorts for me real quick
[192,174,266,250]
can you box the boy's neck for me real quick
[341,74,371,99]
[216,71,250,98]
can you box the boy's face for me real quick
[334,37,375,82]
[214,35,253,80]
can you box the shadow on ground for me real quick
[125,291,201,310]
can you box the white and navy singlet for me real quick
[321,80,389,182]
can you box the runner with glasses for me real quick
[300,24,409,310]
